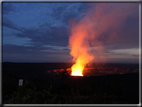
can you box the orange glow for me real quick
[71,63,83,76]
[68,22,94,76]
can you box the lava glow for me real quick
[71,63,83,76]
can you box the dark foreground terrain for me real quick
[2,62,139,104]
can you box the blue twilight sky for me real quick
[2,2,139,63]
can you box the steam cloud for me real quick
[68,3,138,64]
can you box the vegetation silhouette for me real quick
[2,62,139,104]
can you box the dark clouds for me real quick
[50,5,67,20]
[14,22,69,47]
[3,44,31,54]
[3,44,70,62]
[3,3,17,14]
[50,3,89,25]
[3,44,69,55]
[2,3,139,63]
[3,17,22,31]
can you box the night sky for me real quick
[2,2,139,63]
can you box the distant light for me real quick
[18,79,23,86]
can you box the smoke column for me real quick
[68,3,138,76]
